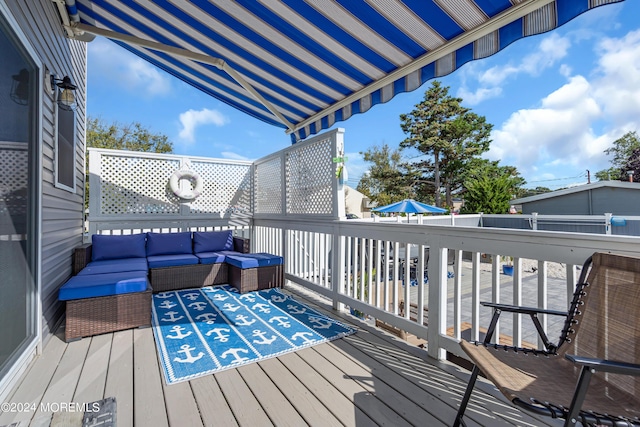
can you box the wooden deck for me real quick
[0,285,560,427]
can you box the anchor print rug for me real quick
[151,285,357,384]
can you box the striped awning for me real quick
[60,0,623,142]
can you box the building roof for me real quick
[511,181,639,205]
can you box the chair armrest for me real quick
[73,243,92,275]
[481,302,567,317]
[566,354,640,376]
[233,237,250,254]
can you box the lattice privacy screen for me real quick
[0,144,28,231]
[254,156,282,214]
[95,151,252,216]
[253,132,339,216]
[286,138,333,215]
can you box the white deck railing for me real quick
[253,217,640,361]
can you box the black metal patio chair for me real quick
[454,252,640,427]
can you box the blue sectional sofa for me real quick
[59,230,282,341]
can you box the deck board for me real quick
[0,284,563,427]
[257,357,343,427]
[133,327,168,427]
[104,330,134,427]
[74,333,111,404]
[191,375,238,427]
[236,362,307,427]
[215,368,272,426]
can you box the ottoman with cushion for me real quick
[59,273,151,342]
[225,252,284,293]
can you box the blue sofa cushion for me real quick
[77,258,149,276]
[225,253,283,269]
[193,231,233,254]
[147,232,193,256]
[92,233,147,261]
[195,252,227,265]
[147,254,199,269]
[58,271,149,301]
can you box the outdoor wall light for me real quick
[10,68,30,105]
[50,74,77,110]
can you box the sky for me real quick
[86,1,640,191]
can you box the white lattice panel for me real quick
[189,161,251,214]
[254,157,282,214]
[286,138,333,215]
[100,155,182,215]
[0,145,28,222]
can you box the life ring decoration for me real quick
[169,169,203,200]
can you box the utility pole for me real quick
[586,169,591,184]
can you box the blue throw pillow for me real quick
[146,232,193,256]
[193,230,233,254]
[92,233,147,261]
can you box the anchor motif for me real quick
[270,294,288,303]
[188,301,207,311]
[158,300,177,310]
[238,294,255,302]
[211,294,229,302]
[252,303,271,313]
[291,331,316,344]
[166,325,192,340]
[308,316,332,329]
[252,330,277,345]
[268,316,291,328]
[183,292,200,301]
[220,348,250,364]
[195,313,217,324]
[287,305,306,315]
[205,327,230,342]
[229,287,239,293]
[235,314,256,326]
[173,344,204,364]
[222,303,241,312]
[155,292,173,299]
[161,311,184,323]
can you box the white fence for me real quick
[253,217,640,361]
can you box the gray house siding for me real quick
[5,0,86,343]
[517,184,640,216]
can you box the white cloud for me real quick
[88,38,171,96]
[221,151,252,161]
[488,30,640,181]
[178,108,230,143]
[458,33,571,105]
[457,86,502,105]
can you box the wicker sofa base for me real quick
[149,263,228,293]
[65,288,152,342]
[229,264,284,293]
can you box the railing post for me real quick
[427,240,447,360]
[331,222,345,311]
[604,213,612,235]
[532,212,538,230]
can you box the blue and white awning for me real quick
[61,0,623,142]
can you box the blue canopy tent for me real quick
[373,199,447,214]
[56,0,624,143]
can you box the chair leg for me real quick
[454,365,481,427]
[563,366,593,427]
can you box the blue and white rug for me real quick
[151,285,357,384]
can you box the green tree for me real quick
[85,116,174,208]
[595,131,640,181]
[461,175,514,214]
[399,81,492,207]
[516,186,552,198]
[87,116,173,152]
[356,144,414,207]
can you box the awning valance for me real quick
[62,0,624,142]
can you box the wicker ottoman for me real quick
[226,253,284,293]
[59,271,152,342]
[149,262,228,292]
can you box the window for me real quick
[55,101,75,191]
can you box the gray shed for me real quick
[511,181,640,215]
